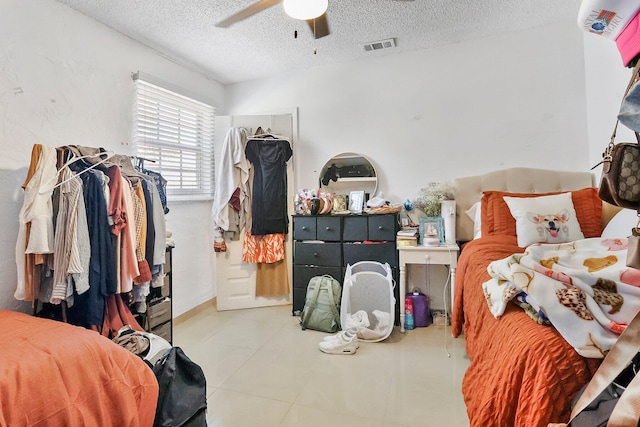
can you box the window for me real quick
[132,74,215,201]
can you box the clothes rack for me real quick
[17,144,170,338]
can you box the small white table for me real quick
[397,244,460,332]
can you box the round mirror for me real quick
[318,152,377,199]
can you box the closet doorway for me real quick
[214,110,297,311]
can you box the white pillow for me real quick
[503,192,584,247]
[465,202,482,239]
[601,208,638,238]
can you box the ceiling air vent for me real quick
[363,38,396,52]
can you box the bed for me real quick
[451,167,624,427]
[0,309,159,426]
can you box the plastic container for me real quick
[404,295,415,330]
[408,290,431,327]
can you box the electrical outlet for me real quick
[401,218,409,227]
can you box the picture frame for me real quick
[419,216,444,245]
[349,190,365,214]
[331,193,348,213]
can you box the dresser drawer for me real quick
[148,298,172,329]
[294,242,341,266]
[343,241,398,268]
[368,215,396,241]
[343,216,368,241]
[293,265,343,289]
[316,216,341,241]
[293,216,316,240]
[164,249,172,273]
[161,274,170,298]
[150,319,172,343]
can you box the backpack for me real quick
[153,347,207,427]
[300,275,342,333]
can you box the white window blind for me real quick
[132,76,215,201]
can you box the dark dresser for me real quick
[292,213,399,321]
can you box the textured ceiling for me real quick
[55,0,581,84]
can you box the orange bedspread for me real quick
[0,310,158,427]
[452,236,601,427]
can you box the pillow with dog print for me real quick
[481,188,602,238]
[503,192,584,247]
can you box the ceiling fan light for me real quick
[283,0,328,20]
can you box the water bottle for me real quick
[405,295,415,330]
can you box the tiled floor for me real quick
[174,303,470,427]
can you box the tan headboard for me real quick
[452,167,619,242]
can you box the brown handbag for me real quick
[597,61,640,210]
[598,132,640,210]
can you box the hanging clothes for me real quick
[212,127,251,240]
[255,258,289,297]
[70,186,91,296]
[106,165,139,293]
[141,168,169,215]
[241,134,292,297]
[131,180,152,306]
[241,232,286,263]
[126,157,163,266]
[15,144,57,301]
[15,144,171,333]
[50,167,89,303]
[130,158,167,310]
[101,293,145,339]
[244,137,292,235]
[72,168,117,328]
[145,179,166,267]
[132,182,151,285]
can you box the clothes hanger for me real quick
[107,154,146,184]
[45,150,115,192]
[130,155,156,171]
[248,127,290,142]
[57,149,112,171]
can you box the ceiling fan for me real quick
[216,0,414,40]
[216,0,330,38]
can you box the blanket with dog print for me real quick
[483,238,640,358]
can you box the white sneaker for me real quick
[319,330,358,355]
[323,330,360,348]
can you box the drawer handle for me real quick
[302,226,307,230]
[325,226,331,231]
[313,252,319,257]
[378,226,383,230]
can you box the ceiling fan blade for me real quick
[216,0,283,28]
[307,13,330,39]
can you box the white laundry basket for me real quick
[341,261,395,342]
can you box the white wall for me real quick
[225,18,592,305]
[226,20,590,205]
[583,33,638,168]
[0,0,224,316]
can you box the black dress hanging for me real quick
[245,137,292,235]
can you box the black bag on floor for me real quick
[153,347,207,427]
